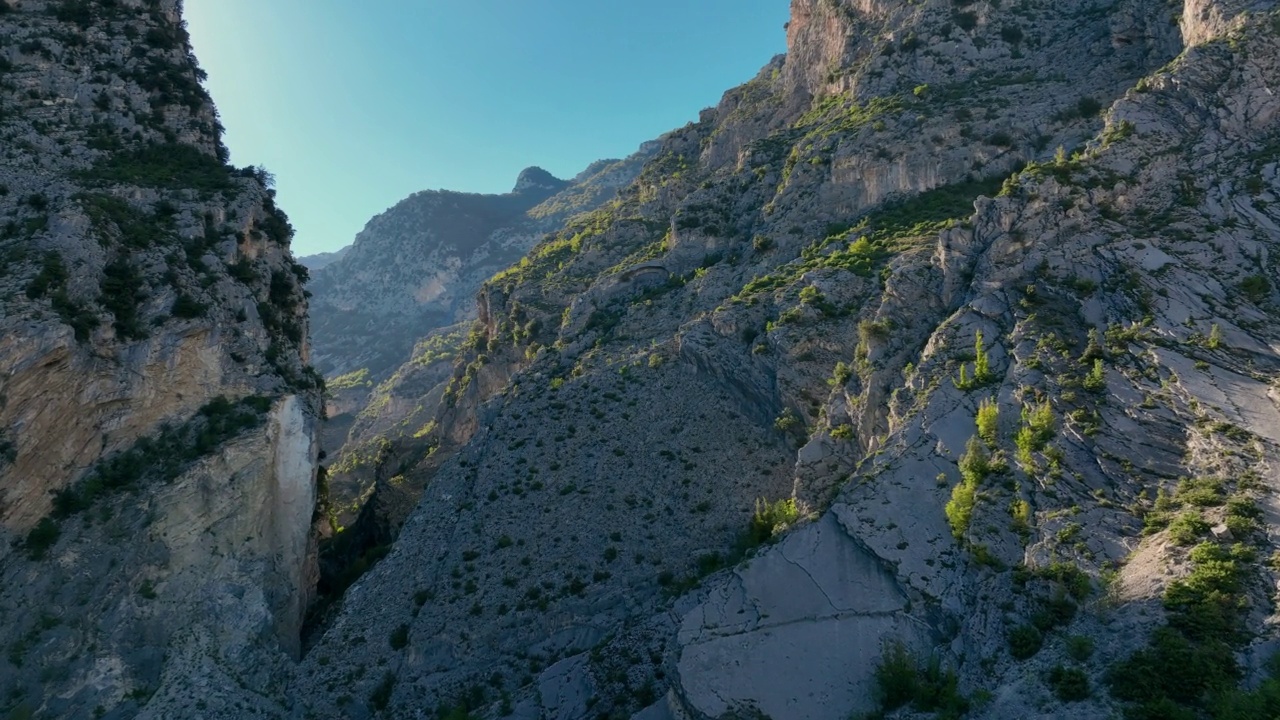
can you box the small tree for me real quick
[974,330,993,383]
[977,398,1000,446]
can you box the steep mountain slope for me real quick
[309,152,659,528]
[0,1,320,717]
[307,154,656,383]
[284,1,1280,720]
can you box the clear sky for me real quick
[184,1,789,256]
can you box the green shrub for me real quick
[976,398,999,445]
[874,641,920,710]
[100,257,148,340]
[1083,359,1106,392]
[1008,624,1044,660]
[78,193,174,249]
[25,251,68,300]
[1240,275,1270,303]
[1109,543,1254,716]
[1047,665,1090,702]
[871,641,969,716]
[1167,511,1210,545]
[389,624,409,650]
[1076,97,1103,117]
[749,497,799,545]
[1066,635,1095,662]
[945,479,978,540]
[831,362,853,386]
[946,437,990,539]
[956,330,996,390]
[171,293,207,319]
[369,671,395,711]
[24,517,61,560]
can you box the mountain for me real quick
[308,152,659,527]
[289,1,1280,719]
[306,152,656,383]
[4,0,1280,719]
[0,0,320,717]
[297,245,349,271]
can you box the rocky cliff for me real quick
[289,1,1280,719]
[0,1,320,717]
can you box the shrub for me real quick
[1076,97,1103,118]
[976,398,999,445]
[947,436,990,539]
[1082,358,1106,392]
[1167,511,1209,545]
[1047,665,1090,702]
[1000,25,1024,43]
[100,257,148,339]
[50,396,273,518]
[1009,624,1044,660]
[874,641,920,710]
[946,475,978,540]
[749,497,799,545]
[171,293,207,319]
[872,641,969,716]
[389,624,409,650]
[831,362,853,386]
[1109,543,1254,715]
[25,251,68,300]
[1066,635,1095,662]
[25,517,61,559]
[1241,275,1270,303]
[369,671,395,711]
[957,330,996,390]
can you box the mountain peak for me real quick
[513,166,566,194]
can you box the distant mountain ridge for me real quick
[297,246,349,271]
[306,150,656,380]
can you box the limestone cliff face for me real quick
[0,0,321,716]
[284,2,1280,720]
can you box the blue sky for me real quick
[184,1,789,256]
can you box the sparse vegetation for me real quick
[44,396,274,532]
[748,497,800,546]
[870,641,969,719]
[946,436,990,539]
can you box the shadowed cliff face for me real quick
[0,0,321,716]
